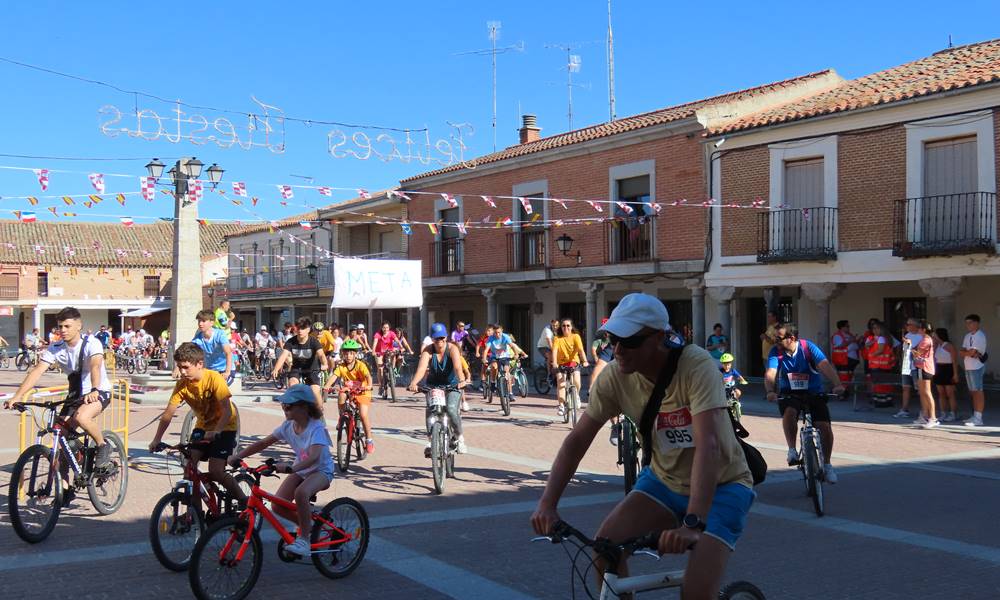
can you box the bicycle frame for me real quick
[172,449,226,517]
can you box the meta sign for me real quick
[331,258,423,309]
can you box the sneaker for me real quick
[940,412,956,423]
[824,464,838,484]
[609,422,621,447]
[892,409,911,419]
[95,442,112,468]
[461,400,470,412]
[965,416,984,427]
[912,416,928,425]
[786,448,799,466]
[365,439,375,454]
[424,443,432,459]
[60,487,76,508]
[556,404,566,417]
[923,419,940,429]
[456,436,468,454]
[285,537,311,556]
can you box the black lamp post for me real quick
[555,233,582,265]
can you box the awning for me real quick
[119,306,170,318]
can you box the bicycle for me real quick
[335,385,368,473]
[558,364,582,425]
[378,350,399,402]
[149,435,257,571]
[616,415,640,494]
[420,384,461,494]
[181,405,242,450]
[487,358,514,416]
[0,346,11,368]
[510,357,529,399]
[16,347,39,372]
[533,520,765,599]
[188,458,370,600]
[782,394,826,517]
[533,361,553,395]
[6,395,128,543]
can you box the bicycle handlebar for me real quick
[417,384,461,393]
[537,521,663,557]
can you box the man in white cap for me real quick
[531,293,754,598]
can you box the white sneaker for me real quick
[461,400,470,412]
[824,464,838,484]
[912,416,928,425]
[786,448,799,466]
[922,419,940,429]
[965,416,984,427]
[286,537,311,556]
[893,409,911,419]
[940,412,956,423]
[456,436,467,454]
[556,404,566,417]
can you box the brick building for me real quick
[706,39,1000,376]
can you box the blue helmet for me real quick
[430,322,448,339]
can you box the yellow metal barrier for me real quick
[17,379,131,456]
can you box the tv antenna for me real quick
[454,21,524,151]
[546,43,592,130]
[607,0,616,122]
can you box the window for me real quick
[610,175,654,262]
[437,207,462,274]
[921,136,981,244]
[924,136,977,196]
[144,275,161,297]
[440,207,460,239]
[884,298,926,339]
[0,273,17,300]
[776,158,829,253]
[37,272,48,297]
[783,158,824,208]
[615,175,652,216]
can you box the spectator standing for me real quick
[705,323,729,361]
[960,314,987,427]
[760,310,780,369]
[897,318,924,419]
[830,320,860,376]
[95,325,111,349]
[213,300,231,331]
[932,328,959,422]
[911,321,938,428]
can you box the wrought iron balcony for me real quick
[225,265,319,299]
[893,192,996,258]
[605,215,656,264]
[507,229,547,270]
[0,274,17,300]
[431,238,463,276]
[757,206,837,263]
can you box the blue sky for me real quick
[0,1,998,224]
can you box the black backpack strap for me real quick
[639,346,684,468]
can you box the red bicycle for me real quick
[334,384,368,472]
[188,458,369,600]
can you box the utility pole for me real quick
[455,21,524,151]
[546,44,589,131]
[607,0,616,122]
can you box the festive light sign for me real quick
[331,258,423,309]
[327,122,474,167]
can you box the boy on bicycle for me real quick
[149,342,245,504]
[719,353,748,400]
[5,306,113,468]
[326,339,374,454]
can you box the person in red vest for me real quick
[830,321,860,376]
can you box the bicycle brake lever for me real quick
[634,549,661,560]
[530,535,555,544]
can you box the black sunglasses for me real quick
[608,330,656,349]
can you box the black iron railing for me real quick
[432,238,463,275]
[507,229,546,270]
[757,206,837,263]
[605,215,655,263]
[226,265,319,297]
[893,192,996,258]
[0,275,17,300]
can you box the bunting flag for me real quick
[88,173,105,194]
[530,213,542,223]
[62,196,75,206]
[64,245,76,257]
[83,201,93,208]
[187,180,203,203]
[441,193,458,208]
[646,202,662,214]
[34,169,49,191]
[427,223,438,235]
[401,223,412,235]
[120,217,134,228]
[587,200,603,213]
[518,197,533,215]
[300,221,314,230]
[63,212,77,217]
[142,250,153,258]
[27,197,38,206]
[88,194,102,204]
[115,248,128,258]
[141,176,156,201]
[47,207,58,216]
[116,193,126,206]
[198,218,210,225]
[502,217,513,227]
[481,195,496,208]
[554,219,564,227]
[358,188,371,199]
[318,187,332,197]
[231,199,243,206]
[494,219,503,229]
[616,201,634,215]
[457,221,467,235]
[19,210,34,222]
[552,198,568,210]
[232,181,248,197]
[278,185,293,199]
[252,197,259,207]
[93,241,101,251]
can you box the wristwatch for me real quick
[682,514,706,531]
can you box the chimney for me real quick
[519,114,541,144]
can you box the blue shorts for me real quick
[632,467,754,550]
[965,367,985,392]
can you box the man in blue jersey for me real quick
[191,309,234,384]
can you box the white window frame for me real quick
[609,160,656,260]
[768,136,838,253]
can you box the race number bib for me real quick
[655,407,695,451]
[428,388,447,407]
[787,373,810,391]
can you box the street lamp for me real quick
[205,163,225,187]
[145,158,166,179]
[306,263,318,280]
[555,233,582,265]
[182,157,204,179]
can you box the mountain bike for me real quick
[149,435,257,571]
[16,347,39,371]
[533,520,765,599]
[782,394,826,517]
[616,415,640,494]
[558,364,582,425]
[420,384,461,494]
[7,396,128,543]
[335,386,368,473]
[188,458,369,600]
[181,405,242,450]
[378,350,398,402]
[489,358,514,417]
[134,350,149,374]
[533,362,553,395]
[510,358,529,399]
[483,359,499,403]
[0,347,11,368]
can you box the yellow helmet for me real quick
[719,353,735,363]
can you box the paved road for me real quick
[2,367,1000,599]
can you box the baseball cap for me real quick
[277,384,315,405]
[430,323,448,339]
[356,323,365,330]
[260,325,267,331]
[599,293,670,338]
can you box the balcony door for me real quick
[514,194,545,269]
[438,207,461,274]
[778,158,827,253]
[921,136,982,243]
[611,175,654,262]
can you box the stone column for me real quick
[763,286,779,316]
[483,288,498,326]
[580,282,602,348]
[254,305,264,331]
[33,306,42,332]
[801,283,842,355]
[918,277,963,334]
[168,158,202,369]
[684,278,706,347]
[709,286,737,345]
[418,305,428,344]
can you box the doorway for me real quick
[883,298,927,340]
[505,304,532,352]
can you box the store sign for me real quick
[0,306,13,317]
[331,258,422,309]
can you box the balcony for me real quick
[757,206,837,263]
[507,229,546,270]
[0,275,17,300]
[893,192,996,258]
[431,239,463,276]
[225,265,320,300]
[605,215,655,264]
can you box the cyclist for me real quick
[159,328,170,350]
[372,322,400,392]
[531,293,754,598]
[536,319,557,377]
[95,325,111,349]
[254,326,274,371]
[394,326,414,355]
[551,318,589,418]
[5,307,114,469]
[475,324,496,390]
[355,323,372,353]
[450,321,469,347]
[148,342,244,503]
[764,323,845,483]
[273,317,328,408]
[190,309,234,385]
[315,322,338,363]
[327,339,374,454]
[720,353,748,400]
[213,300,231,331]
[407,323,469,455]
[486,324,527,401]
[229,384,334,557]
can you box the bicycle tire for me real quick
[516,370,528,398]
[446,450,455,479]
[482,371,490,400]
[137,356,148,374]
[189,515,262,600]
[311,497,370,579]
[354,419,368,461]
[485,374,494,404]
[430,422,446,494]
[569,385,579,426]
[336,415,352,473]
[8,444,62,543]
[500,378,511,416]
[388,365,397,403]
[621,421,639,495]
[88,431,128,515]
[149,491,205,572]
[719,580,767,599]
[533,365,551,395]
[126,358,135,374]
[16,352,29,371]
[803,435,824,517]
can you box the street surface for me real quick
[2,367,1000,599]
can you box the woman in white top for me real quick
[932,328,959,422]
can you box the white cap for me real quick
[260,325,267,331]
[356,323,365,330]
[230,322,238,329]
[139,329,146,334]
[599,293,670,338]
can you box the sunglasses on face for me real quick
[609,330,655,349]
[561,324,573,328]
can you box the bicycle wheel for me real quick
[621,421,639,495]
[803,435,824,517]
[336,415,352,473]
[569,385,579,426]
[482,372,489,399]
[388,365,397,403]
[149,491,205,572]
[533,365,551,395]
[274,370,287,390]
[137,356,148,374]
[16,352,29,371]
[189,515,262,600]
[180,411,196,445]
[88,431,128,515]
[499,378,511,416]
[516,369,528,398]
[126,357,135,374]
[446,449,455,478]
[8,444,62,543]
[430,422,446,494]
[719,580,767,599]
[311,497,370,579]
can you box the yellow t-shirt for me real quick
[552,333,585,366]
[334,360,371,399]
[586,345,752,495]
[318,330,337,355]
[762,324,777,361]
[168,369,238,432]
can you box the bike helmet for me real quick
[430,322,448,339]
[356,323,365,330]
[719,353,735,363]
[341,339,361,351]
[314,321,325,330]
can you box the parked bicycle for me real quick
[188,458,369,600]
[335,384,368,473]
[533,520,765,599]
[783,395,826,517]
[420,383,462,494]
[558,364,582,425]
[7,395,128,543]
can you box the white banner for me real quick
[331,258,423,309]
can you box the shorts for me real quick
[965,367,985,392]
[933,363,955,386]
[777,393,831,423]
[901,369,918,388]
[60,390,112,417]
[632,467,754,551]
[288,369,322,386]
[190,429,238,460]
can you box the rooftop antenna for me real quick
[546,44,591,130]
[454,21,524,152]
[607,0,616,122]
[948,34,954,48]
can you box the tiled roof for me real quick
[714,38,1000,135]
[225,208,319,237]
[401,71,834,183]
[0,220,249,267]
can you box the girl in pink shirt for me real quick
[912,321,938,428]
